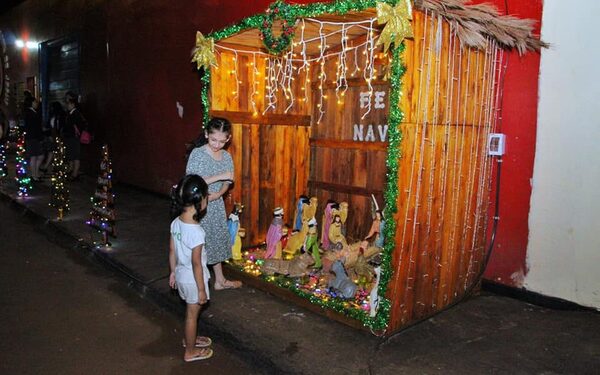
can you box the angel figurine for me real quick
[364,194,385,248]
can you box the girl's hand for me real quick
[198,290,208,305]
[169,272,176,289]
[208,192,220,202]
[221,171,233,182]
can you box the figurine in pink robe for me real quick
[265,207,284,259]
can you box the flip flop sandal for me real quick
[184,348,213,362]
[182,336,212,348]
[214,280,242,290]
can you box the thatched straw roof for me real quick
[415,0,548,54]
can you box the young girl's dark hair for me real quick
[170,174,209,222]
[186,117,232,159]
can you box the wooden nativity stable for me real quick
[192,0,544,334]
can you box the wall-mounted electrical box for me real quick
[487,133,506,156]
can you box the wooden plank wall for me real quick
[210,50,311,243]
[308,46,391,242]
[387,11,501,331]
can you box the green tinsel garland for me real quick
[199,0,404,332]
[373,42,405,331]
[201,69,211,128]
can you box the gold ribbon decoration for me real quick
[376,0,414,53]
[191,31,217,70]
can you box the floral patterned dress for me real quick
[186,145,233,265]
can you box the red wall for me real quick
[103,0,318,192]
[1,0,543,289]
[473,0,543,286]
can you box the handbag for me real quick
[80,130,92,144]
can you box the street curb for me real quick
[1,190,283,374]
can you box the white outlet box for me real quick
[488,133,506,156]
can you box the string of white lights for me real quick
[263,57,277,114]
[436,24,458,305]
[233,50,239,100]
[461,48,482,289]
[427,15,444,309]
[335,24,349,104]
[446,40,464,300]
[250,53,259,116]
[466,41,492,288]
[453,46,472,291]
[317,20,327,123]
[405,8,431,299]
[426,15,443,251]
[360,20,376,120]
[284,48,295,113]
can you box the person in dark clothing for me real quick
[40,101,66,173]
[23,95,44,181]
[0,108,6,141]
[63,91,87,180]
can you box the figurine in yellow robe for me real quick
[232,227,245,261]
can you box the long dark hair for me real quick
[186,117,232,159]
[49,101,66,133]
[170,174,209,222]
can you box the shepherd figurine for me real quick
[304,217,321,268]
[293,195,310,231]
[320,201,337,250]
[265,207,284,259]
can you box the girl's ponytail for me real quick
[171,175,209,221]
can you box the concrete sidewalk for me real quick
[1,160,599,374]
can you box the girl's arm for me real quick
[191,245,208,304]
[168,236,177,288]
[208,181,231,202]
[203,171,233,185]
[185,150,233,183]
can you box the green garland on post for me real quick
[198,0,404,331]
[373,42,405,331]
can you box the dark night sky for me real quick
[0,0,25,14]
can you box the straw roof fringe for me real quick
[415,0,548,54]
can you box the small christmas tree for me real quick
[86,144,116,246]
[49,137,70,220]
[15,130,32,196]
[0,140,7,178]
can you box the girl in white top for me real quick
[169,174,213,362]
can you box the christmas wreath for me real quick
[260,1,296,55]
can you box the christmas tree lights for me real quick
[86,144,116,246]
[15,130,32,196]
[0,140,7,178]
[49,137,70,220]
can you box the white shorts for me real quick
[176,281,210,304]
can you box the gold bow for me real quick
[191,31,217,70]
[376,0,413,53]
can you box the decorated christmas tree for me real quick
[86,144,116,246]
[49,137,69,219]
[15,130,32,196]
[0,139,7,178]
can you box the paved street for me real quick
[1,172,600,374]
[0,205,263,375]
